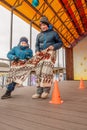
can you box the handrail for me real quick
[0,58,10,61]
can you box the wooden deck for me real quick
[0,81,87,130]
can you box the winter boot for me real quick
[32,93,41,99]
[1,90,11,99]
[41,87,50,99]
[32,87,43,99]
[41,92,49,99]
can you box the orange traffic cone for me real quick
[49,80,63,104]
[79,78,85,89]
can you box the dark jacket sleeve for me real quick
[7,47,16,60]
[53,32,63,50]
[35,34,40,52]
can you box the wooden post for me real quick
[65,47,74,80]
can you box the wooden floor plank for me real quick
[0,122,22,130]
[0,105,87,129]
[0,109,87,130]
[0,81,87,130]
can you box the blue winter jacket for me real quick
[35,25,63,52]
[7,45,33,61]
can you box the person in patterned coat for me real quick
[32,16,63,99]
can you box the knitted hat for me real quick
[19,37,28,44]
[40,16,49,26]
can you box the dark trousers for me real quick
[37,87,51,94]
[7,82,16,92]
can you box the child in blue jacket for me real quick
[7,37,33,63]
[1,37,33,99]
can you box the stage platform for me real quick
[0,80,87,130]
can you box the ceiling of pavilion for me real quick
[0,0,87,48]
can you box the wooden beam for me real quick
[65,47,74,80]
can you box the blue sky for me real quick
[0,5,39,58]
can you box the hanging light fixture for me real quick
[32,0,39,7]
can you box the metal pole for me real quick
[27,21,32,86]
[10,8,14,50]
[57,49,60,79]
[58,50,59,67]
[30,21,32,49]
[62,48,64,68]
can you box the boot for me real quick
[32,93,41,99]
[32,87,43,99]
[41,92,49,99]
[1,90,11,99]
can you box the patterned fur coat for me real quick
[5,50,56,87]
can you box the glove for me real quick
[14,57,19,62]
[26,57,30,60]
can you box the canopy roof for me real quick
[0,0,87,47]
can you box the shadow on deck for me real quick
[0,80,87,130]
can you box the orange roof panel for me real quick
[0,0,87,47]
